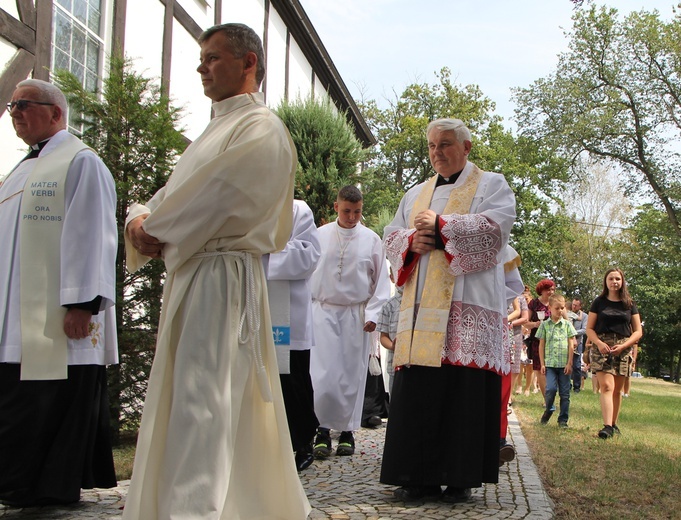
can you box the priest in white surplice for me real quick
[379,119,516,503]
[123,24,310,520]
[309,186,390,459]
[0,80,118,507]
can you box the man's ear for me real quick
[333,201,339,213]
[243,51,257,75]
[51,104,64,125]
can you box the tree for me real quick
[514,6,681,239]
[361,68,499,193]
[472,122,571,287]
[275,97,366,225]
[55,53,187,440]
[617,205,681,379]
[554,157,633,302]
[358,70,572,284]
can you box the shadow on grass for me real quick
[513,377,681,520]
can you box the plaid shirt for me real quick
[536,318,576,367]
[376,292,401,378]
[376,292,401,340]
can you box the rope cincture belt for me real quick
[192,250,273,402]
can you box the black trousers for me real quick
[279,350,319,452]
[362,363,389,423]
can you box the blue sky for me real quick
[301,0,678,128]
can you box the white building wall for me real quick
[0,1,18,19]
[222,0,265,36]
[313,78,331,104]
[265,8,287,108]
[287,37,312,103]
[169,19,212,141]
[1,0,338,172]
[1,35,27,159]
[176,0,212,29]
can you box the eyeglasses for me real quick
[6,99,55,112]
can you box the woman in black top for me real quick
[586,268,642,439]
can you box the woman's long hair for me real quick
[600,268,633,309]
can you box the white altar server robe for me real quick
[262,199,321,353]
[310,221,390,431]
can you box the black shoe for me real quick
[612,424,621,435]
[558,421,569,428]
[295,443,315,471]
[361,415,383,428]
[598,425,614,439]
[393,485,441,501]
[336,430,355,456]
[441,487,472,503]
[499,443,516,466]
[540,409,554,424]
[313,429,332,458]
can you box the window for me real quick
[52,0,104,132]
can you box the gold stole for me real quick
[505,252,521,273]
[394,165,483,367]
[19,134,89,380]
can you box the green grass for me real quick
[513,377,681,520]
[112,432,137,481]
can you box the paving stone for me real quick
[0,409,554,519]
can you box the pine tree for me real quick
[276,97,365,225]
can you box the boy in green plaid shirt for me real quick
[537,294,576,427]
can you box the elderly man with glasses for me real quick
[0,79,118,507]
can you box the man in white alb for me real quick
[123,23,310,519]
[310,185,390,458]
[0,79,118,507]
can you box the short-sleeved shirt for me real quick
[536,318,576,368]
[590,296,639,337]
[376,292,402,341]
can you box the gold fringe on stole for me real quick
[394,166,483,367]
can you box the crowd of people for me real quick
[0,20,644,519]
[513,274,642,439]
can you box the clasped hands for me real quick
[128,214,165,259]
[597,341,625,355]
[410,209,438,255]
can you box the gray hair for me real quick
[426,118,472,143]
[199,23,266,86]
[16,79,68,116]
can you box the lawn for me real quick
[512,377,681,520]
[112,433,137,482]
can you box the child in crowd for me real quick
[537,294,576,427]
[376,269,402,396]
